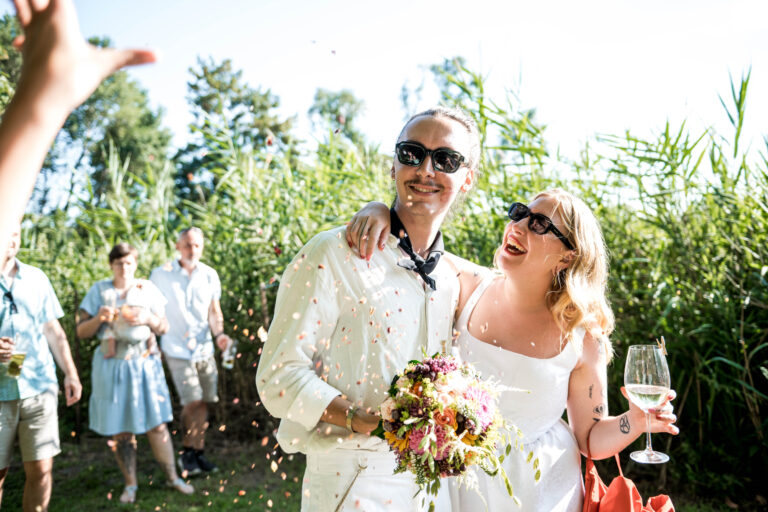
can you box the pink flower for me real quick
[435,392,454,407]
[463,385,495,429]
[434,371,467,398]
[408,425,452,460]
[409,427,427,455]
[434,425,451,460]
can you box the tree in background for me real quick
[0,14,20,110]
[65,44,171,207]
[0,53,13,112]
[308,88,365,145]
[175,57,296,203]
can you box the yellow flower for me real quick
[461,433,479,446]
[384,430,409,452]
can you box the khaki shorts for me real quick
[165,355,219,406]
[0,390,61,468]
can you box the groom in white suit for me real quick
[257,107,479,511]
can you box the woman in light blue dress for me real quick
[77,243,193,503]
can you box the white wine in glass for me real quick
[624,344,671,464]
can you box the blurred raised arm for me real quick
[0,0,155,260]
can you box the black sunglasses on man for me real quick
[507,202,575,250]
[395,141,467,174]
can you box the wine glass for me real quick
[624,344,671,464]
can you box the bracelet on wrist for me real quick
[346,405,359,432]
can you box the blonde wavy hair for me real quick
[537,189,615,360]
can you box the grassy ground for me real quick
[1,432,754,511]
[1,431,303,511]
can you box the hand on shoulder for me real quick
[345,201,391,260]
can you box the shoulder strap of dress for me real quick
[456,271,496,332]
[562,325,588,363]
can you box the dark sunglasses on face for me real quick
[395,141,467,174]
[507,202,575,250]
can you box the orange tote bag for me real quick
[583,454,674,512]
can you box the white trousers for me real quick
[301,450,452,512]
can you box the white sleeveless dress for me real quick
[451,274,584,512]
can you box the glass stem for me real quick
[644,411,653,453]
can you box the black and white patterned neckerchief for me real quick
[390,208,443,291]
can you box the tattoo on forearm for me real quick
[593,404,605,416]
[589,384,593,399]
[619,414,631,434]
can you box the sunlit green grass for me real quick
[1,432,303,511]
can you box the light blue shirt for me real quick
[150,260,221,361]
[0,260,63,401]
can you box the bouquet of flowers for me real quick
[372,353,538,509]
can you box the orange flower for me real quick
[461,433,479,446]
[411,383,424,397]
[434,408,457,429]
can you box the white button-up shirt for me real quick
[150,260,221,361]
[256,226,459,454]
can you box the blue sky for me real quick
[4,0,767,158]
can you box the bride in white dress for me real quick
[347,188,679,511]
